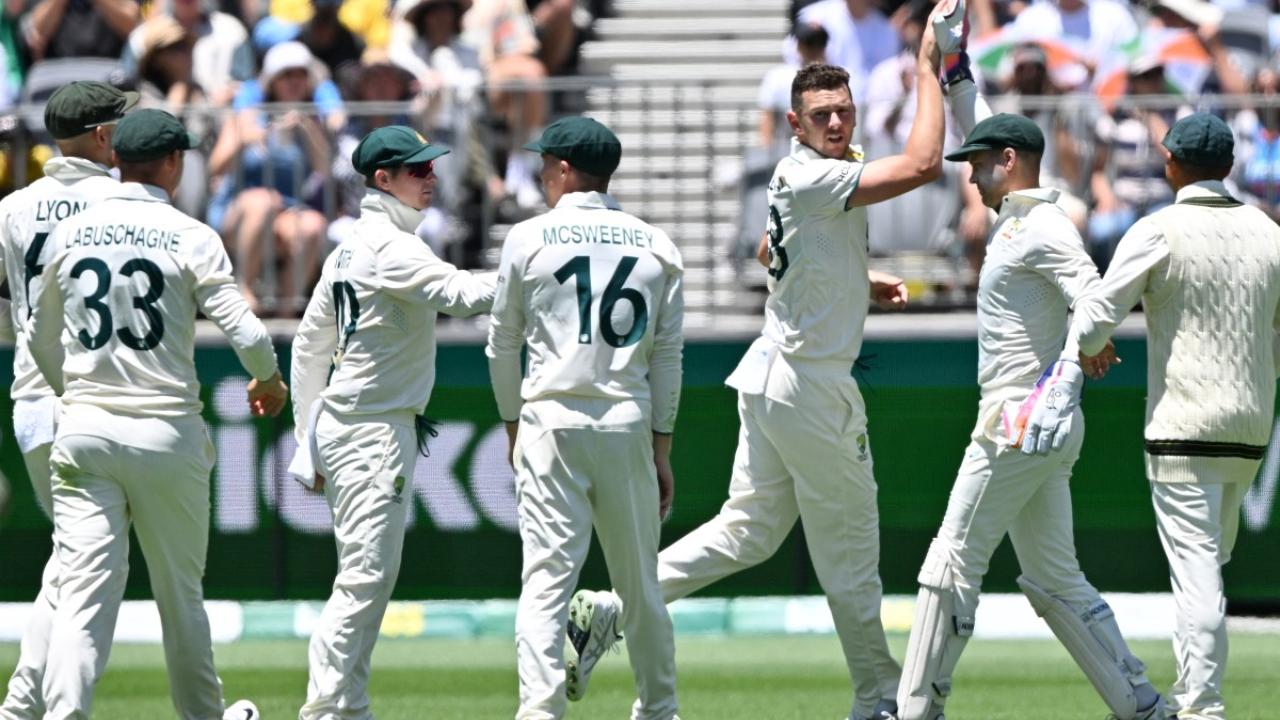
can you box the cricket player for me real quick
[27,109,280,720]
[893,21,1163,713]
[566,10,960,720]
[0,81,132,720]
[1031,113,1280,720]
[487,116,683,720]
[289,125,496,720]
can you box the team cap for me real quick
[945,113,1045,162]
[523,116,622,178]
[112,109,200,162]
[351,125,449,176]
[44,81,140,140]
[1161,113,1234,168]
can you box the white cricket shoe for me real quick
[223,699,260,720]
[565,589,622,702]
[932,0,969,56]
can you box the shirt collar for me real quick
[789,137,862,163]
[41,156,111,182]
[360,189,425,233]
[553,191,621,211]
[114,182,171,203]
[1175,180,1232,203]
[999,186,1060,212]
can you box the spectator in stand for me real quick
[1148,0,1248,96]
[463,0,548,208]
[300,0,364,82]
[526,0,574,75]
[989,43,1089,230]
[121,0,254,107]
[793,0,900,103]
[389,0,503,208]
[1010,0,1139,82]
[134,14,215,218]
[1089,56,1187,272]
[207,39,331,315]
[246,25,347,132]
[1232,66,1280,220]
[758,23,828,150]
[18,0,138,61]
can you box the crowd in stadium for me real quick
[0,0,600,315]
[0,0,1275,314]
[765,0,1280,278]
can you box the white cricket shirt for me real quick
[486,191,684,433]
[727,138,869,402]
[0,157,120,401]
[291,190,496,432]
[973,187,1102,441]
[29,182,278,418]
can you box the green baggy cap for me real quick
[351,125,450,176]
[44,81,140,140]
[112,109,200,162]
[523,116,622,178]
[945,113,1045,162]
[1162,112,1234,167]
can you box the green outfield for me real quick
[3,633,1276,718]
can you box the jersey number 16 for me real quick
[553,255,648,348]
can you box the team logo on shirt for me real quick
[392,475,406,503]
[856,433,868,461]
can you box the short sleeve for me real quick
[795,159,864,216]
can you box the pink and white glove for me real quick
[932,0,973,87]
[1012,360,1085,455]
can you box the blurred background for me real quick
[0,0,1277,616]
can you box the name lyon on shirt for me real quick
[35,199,87,223]
[66,224,182,253]
[542,224,653,248]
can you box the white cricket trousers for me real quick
[514,398,677,720]
[1151,476,1252,720]
[0,396,57,720]
[655,371,900,716]
[301,409,419,720]
[929,412,1094,620]
[41,404,224,720]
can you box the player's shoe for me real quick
[223,699,260,720]
[565,589,622,702]
[848,698,900,720]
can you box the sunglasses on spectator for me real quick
[404,161,434,178]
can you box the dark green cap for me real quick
[351,125,450,176]
[44,81,139,140]
[945,113,1045,161]
[523,116,621,178]
[1162,112,1234,167]
[111,109,200,162]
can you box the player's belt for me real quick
[1144,439,1266,460]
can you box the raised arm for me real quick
[848,26,944,207]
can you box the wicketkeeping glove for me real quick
[1016,360,1085,455]
[932,0,973,87]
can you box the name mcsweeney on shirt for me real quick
[542,223,654,248]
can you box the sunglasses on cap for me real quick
[404,161,434,178]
